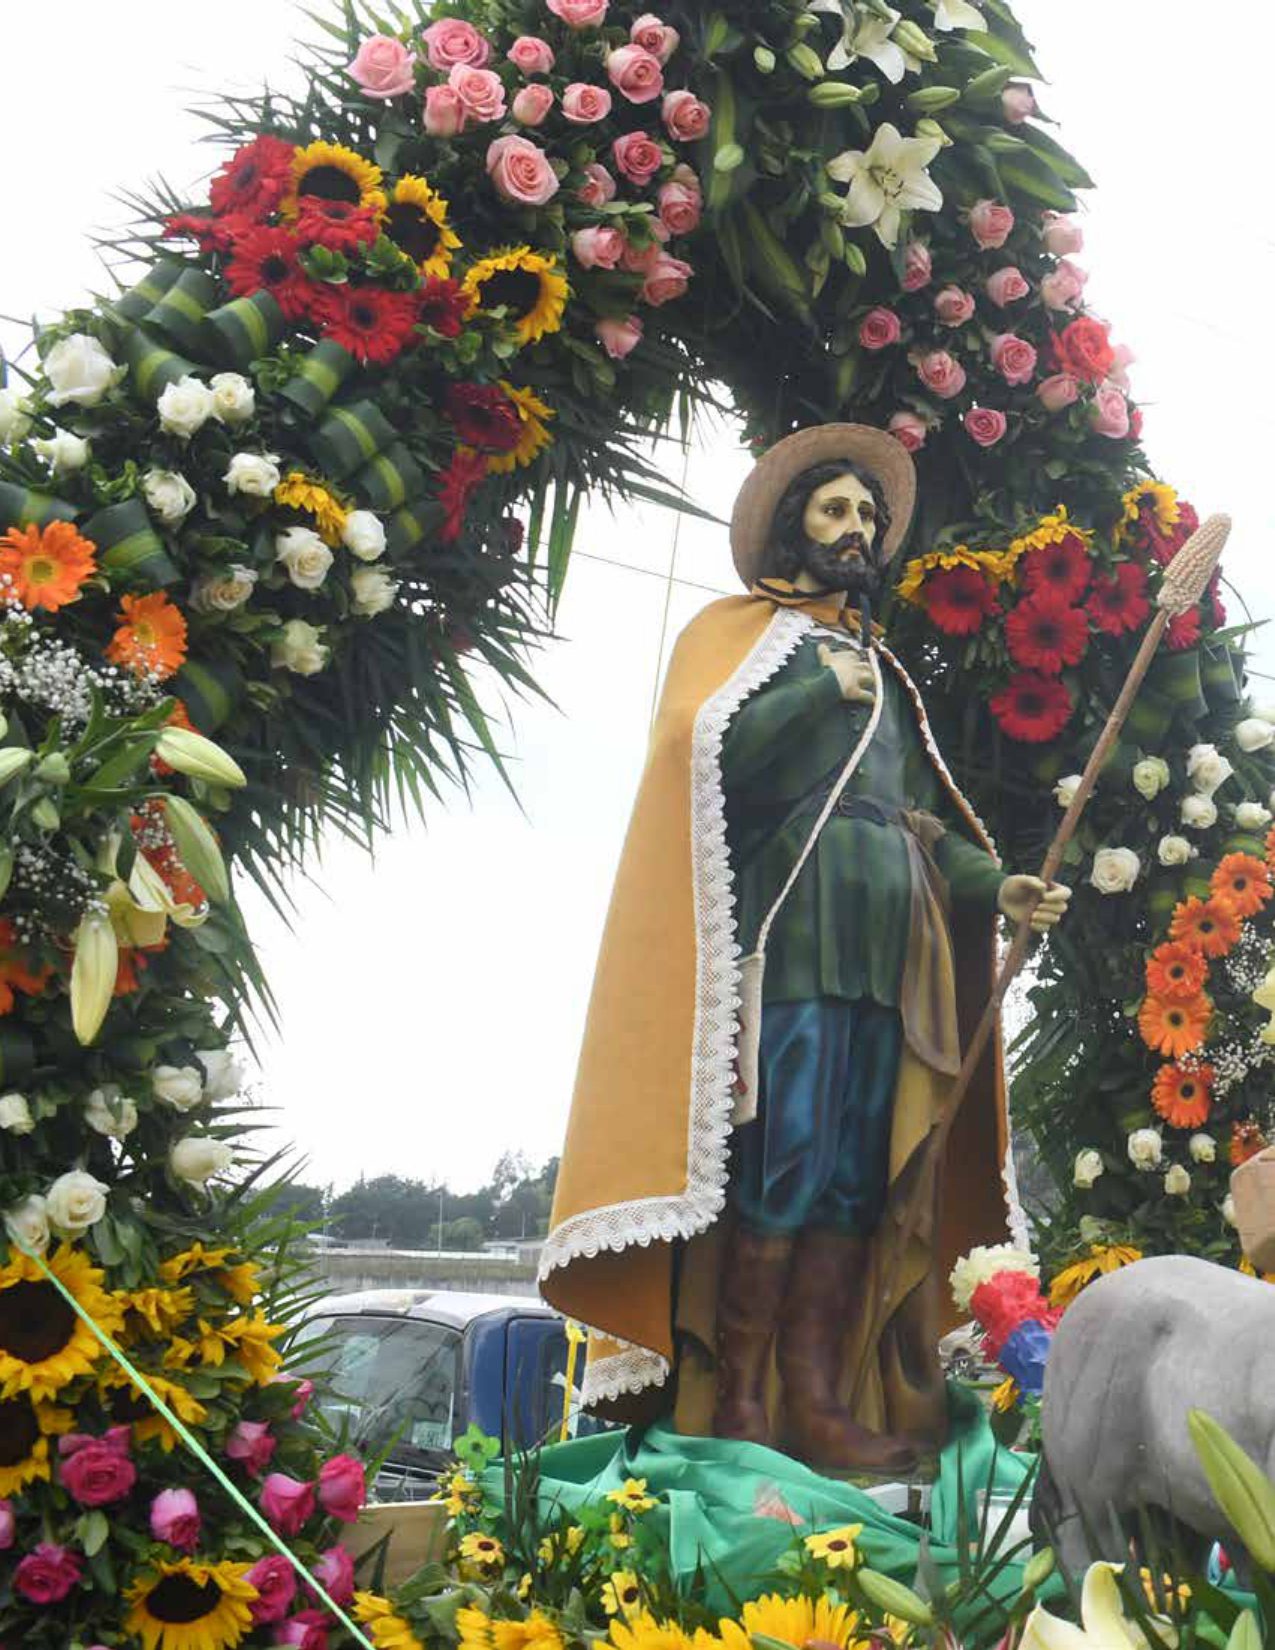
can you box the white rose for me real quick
[1090,846,1140,894]
[1157,834,1194,866]
[1164,1163,1191,1197]
[0,1092,34,1134]
[195,1048,244,1102]
[271,618,329,677]
[0,386,32,445]
[342,510,388,562]
[1236,802,1273,831]
[1188,1132,1216,1164]
[209,372,256,425]
[1222,1192,1238,1227]
[193,565,258,613]
[1235,718,1275,754]
[1254,704,1275,725]
[1053,774,1082,808]
[152,1064,204,1112]
[142,468,197,525]
[31,429,90,473]
[224,451,282,497]
[1132,757,1170,801]
[43,332,119,408]
[1073,1148,1104,1189]
[276,526,334,591]
[1127,1127,1163,1171]
[1181,793,1218,830]
[157,375,216,440]
[4,1194,49,1255]
[351,566,398,617]
[84,1084,138,1140]
[169,1136,235,1186]
[1186,742,1234,796]
[46,1169,109,1234]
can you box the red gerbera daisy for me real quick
[1005,589,1089,675]
[445,385,522,454]
[418,277,471,339]
[438,448,492,543]
[162,211,246,254]
[921,565,999,637]
[224,225,312,321]
[1085,562,1149,636]
[312,284,421,365]
[294,197,385,257]
[1020,532,1091,602]
[990,671,1073,743]
[1165,606,1201,652]
[1142,498,1199,568]
[208,134,296,221]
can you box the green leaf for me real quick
[79,1510,110,1557]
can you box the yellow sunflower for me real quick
[991,1375,1021,1413]
[493,1613,563,1650]
[281,140,385,222]
[0,1243,123,1401]
[895,543,1010,605]
[1119,479,1179,539]
[485,382,554,475]
[444,1466,481,1516]
[124,1557,258,1650]
[458,1606,496,1650]
[386,175,462,279]
[537,1524,585,1564]
[609,1614,699,1650]
[718,1593,866,1650]
[607,1476,657,1514]
[274,473,350,547]
[1048,1242,1143,1308]
[121,1286,195,1339]
[354,1593,427,1650]
[608,1513,633,1551]
[189,1312,283,1385]
[804,1522,864,1571]
[602,1572,644,1620]
[462,248,568,346]
[159,1244,234,1282]
[460,1531,506,1570]
[98,1363,209,1451]
[0,1393,72,1495]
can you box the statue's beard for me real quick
[798,531,884,601]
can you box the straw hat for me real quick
[729,423,917,589]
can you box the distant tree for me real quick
[327,1158,561,1248]
[442,1217,485,1251]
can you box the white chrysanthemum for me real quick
[949,1242,1039,1315]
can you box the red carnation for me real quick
[224,225,313,321]
[990,671,1073,742]
[162,211,245,254]
[1005,589,1089,674]
[1145,497,1200,567]
[1051,316,1115,384]
[1086,562,1149,636]
[1021,531,1091,602]
[922,565,999,637]
[1166,606,1202,652]
[209,134,296,221]
[294,198,384,256]
[445,384,522,453]
[418,277,471,339]
[970,1272,1058,1359]
[311,284,421,365]
[438,448,491,543]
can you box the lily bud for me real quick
[1188,1409,1275,1570]
[30,797,60,831]
[1021,1546,1055,1592]
[855,1570,933,1627]
[964,63,1014,99]
[71,908,119,1046]
[1229,1612,1264,1650]
[153,728,247,789]
[753,44,776,72]
[915,117,954,146]
[906,85,961,112]
[893,19,936,59]
[785,41,824,79]
[808,82,862,107]
[35,753,71,785]
[0,844,13,902]
[162,796,230,905]
[0,749,34,787]
[842,242,867,275]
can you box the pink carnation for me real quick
[546,0,609,26]
[888,410,928,452]
[513,83,555,125]
[14,1543,81,1605]
[317,1454,367,1524]
[561,82,612,123]
[1036,372,1080,412]
[310,1545,356,1607]
[858,307,901,350]
[348,36,417,100]
[151,1487,201,1552]
[985,266,1030,306]
[572,226,627,269]
[227,1419,276,1477]
[631,13,680,63]
[421,18,490,69]
[640,254,692,306]
[247,1554,297,1625]
[1089,383,1131,439]
[963,406,1008,447]
[662,88,711,141]
[423,84,466,137]
[968,199,1014,249]
[448,64,506,123]
[487,135,560,206]
[1041,212,1084,257]
[612,130,664,185]
[607,43,664,104]
[262,1472,317,1537]
[916,350,966,399]
[901,241,932,291]
[577,163,617,205]
[990,332,1038,386]
[507,36,555,75]
[596,315,643,359]
[933,286,975,325]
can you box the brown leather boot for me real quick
[778,1227,921,1476]
[712,1226,794,1446]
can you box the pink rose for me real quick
[577,162,617,205]
[917,350,967,399]
[227,1419,276,1477]
[546,0,609,26]
[661,88,711,141]
[1040,258,1087,312]
[596,315,643,359]
[317,1454,367,1524]
[151,1487,201,1551]
[1089,382,1130,439]
[888,411,928,452]
[607,44,664,104]
[348,36,417,100]
[969,199,1015,249]
[310,1545,356,1607]
[963,406,1008,447]
[449,64,506,123]
[1001,83,1037,122]
[487,135,560,206]
[985,266,1029,306]
[423,84,466,137]
[262,1472,317,1537]
[14,1543,81,1605]
[990,332,1038,386]
[421,18,490,69]
[858,307,901,350]
[1041,211,1084,257]
[0,1498,13,1549]
[657,178,701,235]
[612,130,664,185]
[1108,342,1135,392]
[513,83,555,125]
[933,286,975,325]
[901,241,932,291]
[561,82,613,123]
[572,226,627,269]
[507,35,555,75]
[1036,372,1080,412]
[276,1611,329,1650]
[621,231,666,274]
[640,254,692,306]
[631,13,680,63]
[60,1435,136,1507]
[247,1554,298,1625]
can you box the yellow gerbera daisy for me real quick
[0,1393,72,1495]
[804,1522,864,1571]
[274,472,350,547]
[493,1612,563,1650]
[281,141,385,221]
[462,248,568,346]
[124,1557,258,1650]
[1048,1243,1143,1308]
[0,1243,123,1401]
[387,176,462,279]
[99,1363,209,1451]
[353,1594,427,1650]
[607,1476,657,1514]
[486,382,554,475]
[602,1572,644,1619]
[460,1531,506,1569]
[718,1593,864,1650]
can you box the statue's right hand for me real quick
[817,642,875,704]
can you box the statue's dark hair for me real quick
[758,459,892,581]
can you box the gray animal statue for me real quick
[1033,1255,1274,1575]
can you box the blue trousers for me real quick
[731,997,904,1237]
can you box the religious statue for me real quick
[540,424,1069,1475]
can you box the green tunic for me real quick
[721,635,1005,1007]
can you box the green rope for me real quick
[29,1245,379,1649]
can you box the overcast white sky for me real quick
[3,2,1274,1192]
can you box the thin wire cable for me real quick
[648,440,695,731]
[573,545,732,598]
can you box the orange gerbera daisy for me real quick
[105,593,188,681]
[1138,992,1211,1058]
[0,919,52,1015]
[0,520,97,611]
[1210,853,1272,920]
[149,699,195,778]
[1231,1120,1267,1167]
[1169,896,1243,959]
[1151,1062,1213,1129]
[1145,941,1209,1002]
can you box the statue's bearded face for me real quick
[795,470,883,600]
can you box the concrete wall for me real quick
[309,1246,540,1298]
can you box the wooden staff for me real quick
[848,512,1233,1414]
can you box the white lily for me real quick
[827,121,943,247]
[1021,1562,1177,1648]
[807,0,921,81]
[128,851,208,930]
[933,0,984,29]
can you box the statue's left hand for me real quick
[997,875,1071,933]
